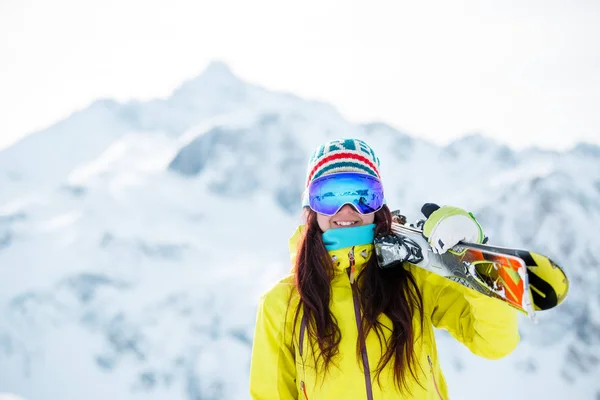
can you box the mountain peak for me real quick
[169,61,246,103]
[183,60,241,89]
[200,60,238,82]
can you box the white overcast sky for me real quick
[1,0,599,150]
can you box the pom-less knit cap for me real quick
[301,138,383,207]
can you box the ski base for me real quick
[375,221,569,320]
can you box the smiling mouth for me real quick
[333,221,359,227]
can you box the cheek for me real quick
[316,213,331,232]
[363,214,375,224]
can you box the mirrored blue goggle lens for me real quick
[308,173,384,216]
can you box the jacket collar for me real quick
[288,225,374,283]
[328,244,374,283]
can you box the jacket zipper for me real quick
[347,246,374,400]
[427,354,443,400]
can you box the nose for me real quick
[337,204,357,214]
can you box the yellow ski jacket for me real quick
[250,228,520,399]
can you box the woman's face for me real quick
[316,204,375,232]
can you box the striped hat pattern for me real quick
[302,138,383,206]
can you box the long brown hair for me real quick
[292,205,424,393]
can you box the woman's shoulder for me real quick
[404,262,449,285]
[402,262,451,303]
[259,274,299,310]
[403,262,429,285]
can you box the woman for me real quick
[250,138,519,399]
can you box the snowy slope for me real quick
[0,62,599,400]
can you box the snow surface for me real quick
[1,61,599,399]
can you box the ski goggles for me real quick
[302,172,385,216]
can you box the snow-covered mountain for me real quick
[1,61,599,400]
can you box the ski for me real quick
[374,217,569,319]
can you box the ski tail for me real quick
[520,251,569,310]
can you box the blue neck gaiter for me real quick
[322,224,376,251]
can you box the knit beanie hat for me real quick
[301,138,383,206]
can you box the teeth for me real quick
[335,221,356,226]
